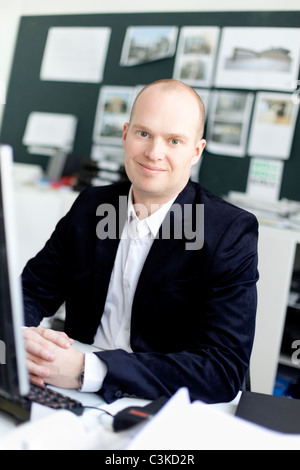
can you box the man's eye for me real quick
[139,131,148,138]
[171,139,180,145]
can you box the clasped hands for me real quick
[23,326,84,390]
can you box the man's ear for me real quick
[122,122,129,149]
[192,138,206,166]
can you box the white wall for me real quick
[18,0,300,14]
[0,0,299,130]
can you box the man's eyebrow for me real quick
[131,124,189,141]
[131,123,150,132]
[168,132,189,141]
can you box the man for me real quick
[23,79,259,404]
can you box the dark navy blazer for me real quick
[22,180,259,404]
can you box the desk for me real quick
[4,338,300,450]
[4,386,300,450]
[0,342,241,450]
[0,390,241,451]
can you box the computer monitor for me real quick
[0,145,29,400]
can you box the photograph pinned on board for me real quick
[173,26,220,87]
[120,26,178,67]
[93,86,134,145]
[205,90,254,157]
[214,27,300,91]
[248,92,299,159]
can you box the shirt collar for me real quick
[127,186,177,238]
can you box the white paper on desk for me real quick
[23,112,78,154]
[128,388,300,450]
[40,27,111,83]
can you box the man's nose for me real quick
[144,139,165,160]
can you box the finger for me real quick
[29,375,45,387]
[24,327,68,355]
[25,337,56,362]
[26,357,51,380]
[37,327,74,349]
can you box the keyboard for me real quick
[0,383,84,422]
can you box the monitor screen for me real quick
[0,145,29,398]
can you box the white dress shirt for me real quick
[81,187,176,392]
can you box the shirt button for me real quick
[115,390,122,398]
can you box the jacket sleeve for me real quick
[95,211,259,404]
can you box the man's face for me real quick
[122,85,206,206]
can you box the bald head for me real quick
[130,79,206,140]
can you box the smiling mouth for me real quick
[138,163,166,173]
